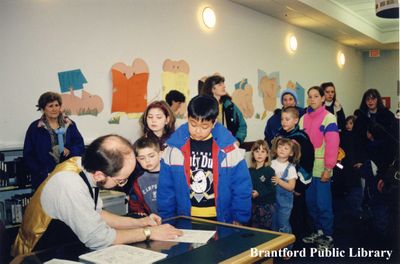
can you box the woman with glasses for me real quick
[352,89,397,240]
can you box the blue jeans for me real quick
[273,185,293,234]
[306,177,333,236]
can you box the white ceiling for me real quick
[230,0,399,50]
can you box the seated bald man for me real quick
[13,134,182,256]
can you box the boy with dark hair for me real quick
[165,90,185,112]
[157,95,252,224]
[129,136,162,216]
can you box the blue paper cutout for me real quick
[58,69,87,93]
[235,78,248,90]
[295,82,305,108]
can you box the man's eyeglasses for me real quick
[110,177,129,187]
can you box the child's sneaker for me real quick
[302,230,323,244]
[316,235,333,250]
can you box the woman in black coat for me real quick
[352,88,397,238]
[353,89,396,174]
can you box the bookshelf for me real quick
[0,185,31,192]
[0,149,32,228]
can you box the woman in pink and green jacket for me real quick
[299,86,339,250]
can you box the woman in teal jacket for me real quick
[201,75,247,144]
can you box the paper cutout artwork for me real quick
[108,116,120,124]
[232,78,254,119]
[111,58,149,115]
[162,59,190,118]
[162,59,190,100]
[58,69,87,93]
[258,69,280,120]
[58,69,104,116]
[296,82,305,108]
[61,90,104,116]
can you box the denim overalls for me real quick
[273,163,294,236]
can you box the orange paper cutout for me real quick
[111,59,149,113]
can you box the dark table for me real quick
[11,216,295,264]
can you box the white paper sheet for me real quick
[163,229,216,243]
[44,259,80,264]
[78,245,167,264]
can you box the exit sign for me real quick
[369,49,380,57]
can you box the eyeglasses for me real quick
[110,177,129,187]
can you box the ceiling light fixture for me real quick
[376,0,399,18]
[202,7,216,28]
[337,51,345,68]
[289,35,298,52]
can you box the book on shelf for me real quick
[0,154,31,188]
[1,193,32,225]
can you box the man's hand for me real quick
[150,224,183,240]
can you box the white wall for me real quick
[363,50,399,113]
[0,0,365,149]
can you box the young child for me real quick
[249,140,276,229]
[300,86,339,250]
[140,100,176,150]
[274,106,314,244]
[157,95,252,224]
[345,115,355,132]
[264,89,305,146]
[270,138,300,240]
[129,136,162,216]
[340,115,363,219]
